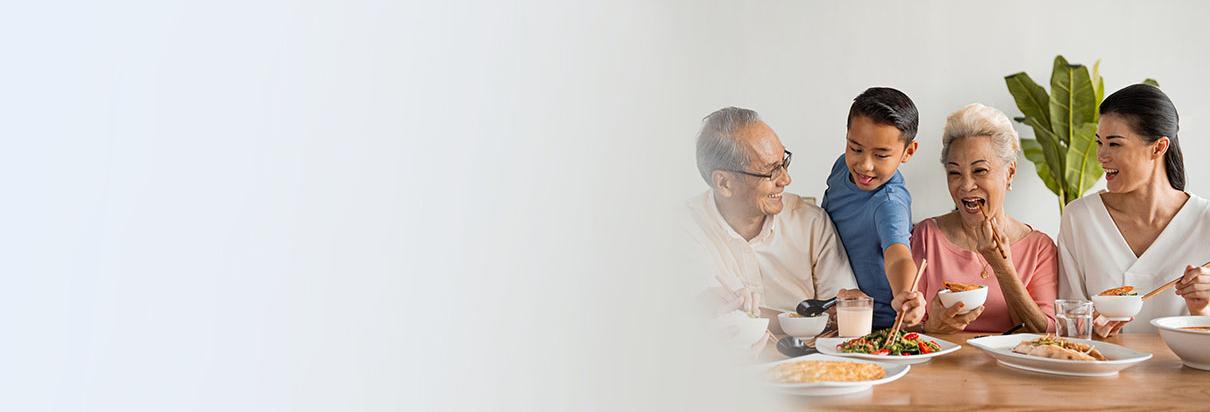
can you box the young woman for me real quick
[1058,84,1210,336]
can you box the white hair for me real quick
[941,103,1021,165]
[696,107,759,185]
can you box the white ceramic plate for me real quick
[815,333,960,364]
[760,353,910,396]
[966,333,1152,377]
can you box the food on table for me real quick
[769,360,886,383]
[837,329,941,356]
[944,281,983,293]
[1180,326,1210,332]
[1098,286,1138,296]
[1011,335,1106,361]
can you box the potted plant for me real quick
[1004,55,1157,213]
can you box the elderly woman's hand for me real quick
[1177,264,1210,315]
[924,292,984,334]
[972,215,1012,263]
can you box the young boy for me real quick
[821,87,926,329]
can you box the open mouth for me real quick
[1105,167,1119,181]
[768,192,783,200]
[854,173,877,186]
[960,197,986,214]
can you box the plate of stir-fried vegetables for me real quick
[816,329,961,364]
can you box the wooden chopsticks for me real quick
[883,258,927,349]
[978,202,1009,259]
[1141,260,1210,301]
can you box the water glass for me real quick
[1055,299,1093,340]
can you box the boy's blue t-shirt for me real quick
[821,154,912,329]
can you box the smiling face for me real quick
[1097,114,1169,193]
[845,115,917,190]
[716,120,792,217]
[944,136,1015,225]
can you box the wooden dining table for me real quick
[764,332,1210,410]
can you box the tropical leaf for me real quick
[1004,56,1157,213]
[1048,56,1096,147]
[1065,122,1102,200]
[1091,59,1104,122]
[1021,138,1061,195]
[1024,115,1066,200]
[1005,72,1052,130]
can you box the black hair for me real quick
[1099,83,1185,191]
[846,87,920,144]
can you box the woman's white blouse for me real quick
[1058,191,1210,332]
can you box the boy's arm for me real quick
[884,243,916,294]
[884,243,926,326]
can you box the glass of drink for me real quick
[1056,299,1093,340]
[837,296,873,337]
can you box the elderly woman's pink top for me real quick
[910,218,1058,333]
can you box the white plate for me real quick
[760,353,910,396]
[966,334,1152,377]
[815,333,960,364]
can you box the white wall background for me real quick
[672,0,1210,237]
[1,1,1208,411]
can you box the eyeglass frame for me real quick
[722,150,792,181]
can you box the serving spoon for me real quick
[795,297,838,318]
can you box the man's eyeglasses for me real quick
[724,150,792,181]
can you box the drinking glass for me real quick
[837,296,873,337]
[1055,299,1093,340]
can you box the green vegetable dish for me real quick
[837,329,941,356]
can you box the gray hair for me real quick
[696,107,759,186]
[941,103,1021,165]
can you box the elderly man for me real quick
[688,107,862,324]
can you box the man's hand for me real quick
[837,288,868,300]
[713,286,760,317]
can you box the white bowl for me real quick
[778,312,828,338]
[937,286,988,314]
[715,311,770,349]
[1092,295,1143,321]
[1151,316,1210,371]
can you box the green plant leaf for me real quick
[1092,59,1104,122]
[1021,138,1061,195]
[1005,72,1052,130]
[1064,122,1102,200]
[1049,56,1096,147]
[1024,116,1066,199]
[1143,78,1160,87]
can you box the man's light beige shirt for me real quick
[686,190,858,311]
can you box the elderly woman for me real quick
[912,103,1057,334]
[1059,84,1210,337]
